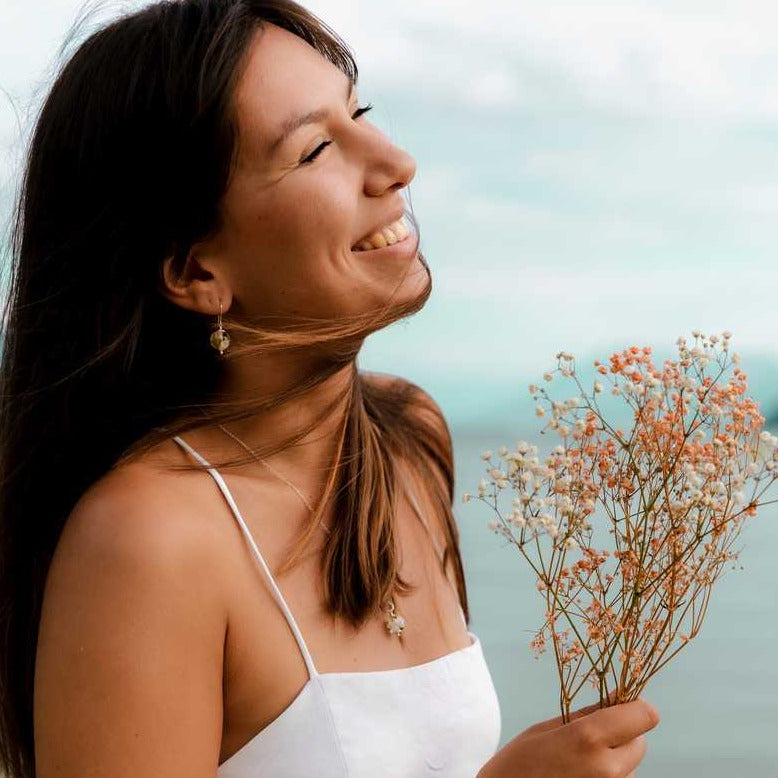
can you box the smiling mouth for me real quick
[352,217,411,252]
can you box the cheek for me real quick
[289,175,355,252]
[247,178,355,256]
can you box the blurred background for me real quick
[2,0,777,774]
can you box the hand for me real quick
[477,697,660,778]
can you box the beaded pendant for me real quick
[383,599,406,637]
[209,327,230,355]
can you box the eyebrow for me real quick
[267,77,356,155]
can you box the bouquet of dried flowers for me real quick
[467,332,777,722]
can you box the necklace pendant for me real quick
[383,599,406,638]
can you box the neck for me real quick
[205,351,355,480]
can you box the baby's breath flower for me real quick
[543,372,553,382]
[462,492,472,503]
[476,334,767,715]
[481,450,493,461]
[536,407,546,418]
[760,431,778,448]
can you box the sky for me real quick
[2,0,778,428]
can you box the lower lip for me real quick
[351,232,418,260]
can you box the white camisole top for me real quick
[173,436,501,778]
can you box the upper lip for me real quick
[352,208,407,247]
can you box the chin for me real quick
[383,249,432,314]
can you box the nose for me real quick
[361,127,416,198]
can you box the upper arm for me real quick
[34,471,228,778]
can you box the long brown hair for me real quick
[0,2,468,776]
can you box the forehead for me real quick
[231,23,350,154]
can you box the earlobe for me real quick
[159,251,232,316]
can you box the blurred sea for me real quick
[453,427,778,777]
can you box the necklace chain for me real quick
[215,422,406,638]
[217,424,330,535]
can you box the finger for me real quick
[609,733,648,776]
[597,700,660,747]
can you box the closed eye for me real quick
[300,104,374,165]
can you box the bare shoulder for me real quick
[361,371,456,532]
[57,451,229,578]
[360,370,452,445]
[35,451,228,777]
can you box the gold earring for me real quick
[209,301,230,355]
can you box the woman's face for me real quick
[202,23,424,325]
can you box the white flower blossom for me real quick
[760,431,778,448]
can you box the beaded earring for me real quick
[209,301,230,355]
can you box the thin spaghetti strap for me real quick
[400,472,468,629]
[172,435,319,678]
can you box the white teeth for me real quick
[354,217,410,252]
[368,231,388,249]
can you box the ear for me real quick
[160,248,233,317]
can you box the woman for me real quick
[0,1,659,776]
